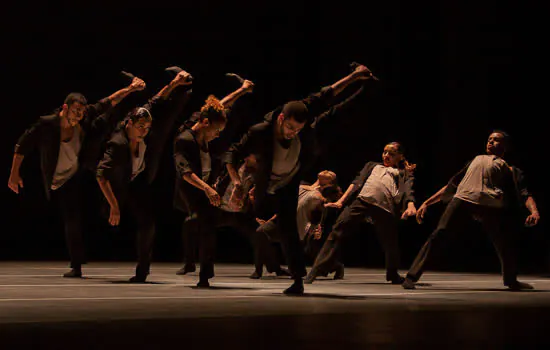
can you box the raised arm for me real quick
[106,76,146,107]
[152,70,192,101]
[220,79,254,110]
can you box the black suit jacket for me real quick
[15,99,112,199]
[97,88,192,207]
[347,161,416,215]
[225,86,336,215]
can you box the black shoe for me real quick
[333,265,345,280]
[276,268,292,277]
[129,275,147,283]
[304,269,319,284]
[197,279,210,288]
[388,274,405,285]
[402,277,416,290]
[249,271,262,279]
[63,268,82,278]
[284,280,304,295]
[506,281,534,291]
[176,263,196,275]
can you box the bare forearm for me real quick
[183,172,211,191]
[424,185,448,206]
[154,80,180,100]
[525,196,539,215]
[220,87,247,109]
[10,153,24,175]
[97,177,119,209]
[337,184,356,204]
[330,72,363,96]
[105,86,135,107]
[226,163,241,184]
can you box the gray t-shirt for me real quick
[51,127,81,190]
[454,155,509,208]
[358,165,400,214]
[268,137,301,194]
[131,141,147,181]
[297,187,324,240]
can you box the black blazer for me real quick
[15,99,112,199]
[97,88,192,207]
[347,161,416,215]
[225,86,336,213]
[173,128,223,213]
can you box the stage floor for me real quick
[1,262,549,349]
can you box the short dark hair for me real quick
[490,129,510,148]
[128,107,153,123]
[282,101,309,123]
[64,92,87,107]
[321,185,343,203]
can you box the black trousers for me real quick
[51,174,86,268]
[259,182,307,280]
[118,177,156,277]
[313,198,401,280]
[182,201,277,280]
[406,198,518,285]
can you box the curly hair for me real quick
[387,141,417,173]
[200,95,226,124]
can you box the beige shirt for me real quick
[268,137,301,194]
[131,141,147,181]
[358,165,400,214]
[51,127,81,190]
[454,155,508,208]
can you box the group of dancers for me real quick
[8,63,541,294]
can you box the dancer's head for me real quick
[126,107,152,142]
[196,95,227,142]
[317,170,338,189]
[382,142,416,172]
[276,101,308,141]
[486,130,509,157]
[61,92,87,127]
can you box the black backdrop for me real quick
[1,1,548,274]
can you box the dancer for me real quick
[305,142,417,284]
[402,131,540,290]
[96,68,192,282]
[173,78,254,287]
[8,75,145,277]
[226,63,374,294]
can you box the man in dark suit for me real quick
[96,68,192,282]
[226,63,374,294]
[8,74,145,277]
[306,142,417,285]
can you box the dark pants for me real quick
[124,178,156,277]
[406,198,518,285]
[256,218,287,272]
[182,201,276,280]
[259,182,307,280]
[51,174,86,268]
[313,198,401,280]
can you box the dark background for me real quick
[1,1,548,274]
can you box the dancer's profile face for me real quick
[382,144,403,168]
[202,118,226,142]
[128,118,152,142]
[486,132,506,156]
[318,171,336,188]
